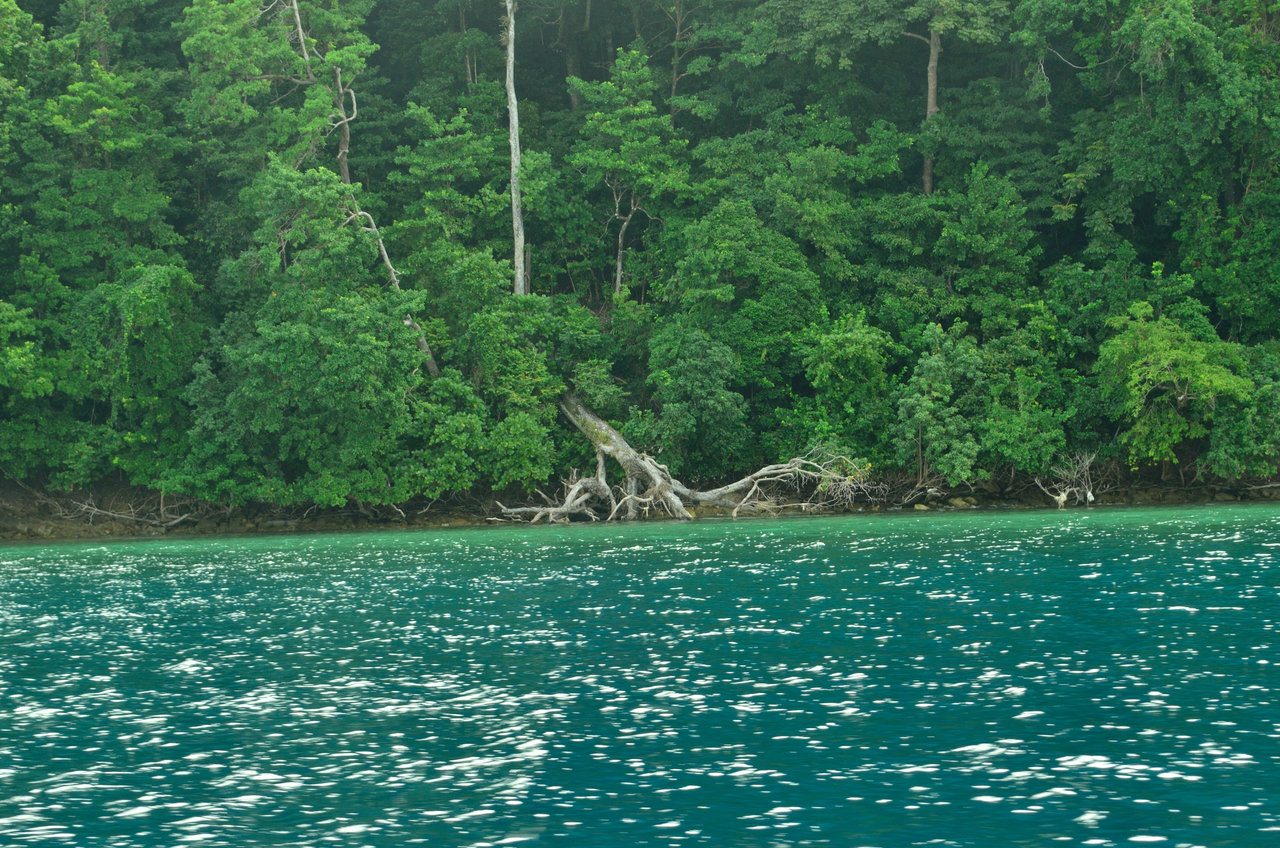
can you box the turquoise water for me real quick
[1,506,1278,847]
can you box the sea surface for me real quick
[1,506,1278,847]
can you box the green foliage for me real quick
[666,199,823,400]
[572,358,627,419]
[791,312,897,463]
[410,369,487,499]
[0,301,49,399]
[456,295,609,491]
[567,46,691,298]
[568,48,689,207]
[935,163,1039,336]
[389,104,509,329]
[1177,176,1280,342]
[758,0,1009,66]
[628,322,748,483]
[1098,302,1253,468]
[976,315,1075,476]
[178,285,425,506]
[1204,345,1280,480]
[896,323,985,486]
[4,0,1280,507]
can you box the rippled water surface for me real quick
[2,506,1279,847]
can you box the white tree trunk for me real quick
[505,0,529,295]
[922,28,941,195]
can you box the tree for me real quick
[934,162,1039,337]
[503,0,529,294]
[8,0,1280,518]
[1203,345,1280,481]
[627,322,748,481]
[1,4,200,487]
[897,323,984,486]
[173,0,450,504]
[977,313,1075,479]
[791,312,898,463]
[1098,302,1252,470]
[567,47,689,297]
[757,0,1010,193]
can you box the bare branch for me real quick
[1044,45,1122,71]
[1035,451,1101,508]
[288,0,315,81]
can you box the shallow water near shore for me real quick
[1,505,1278,846]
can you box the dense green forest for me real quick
[2,0,1279,517]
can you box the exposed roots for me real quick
[499,394,885,523]
[497,450,616,523]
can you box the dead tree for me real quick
[1035,450,1101,508]
[498,394,883,522]
[504,0,530,294]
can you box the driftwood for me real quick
[1034,450,1112,508]
[499,393,883,523]
[21,485,204,528]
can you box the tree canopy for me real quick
[3,0,1280,511]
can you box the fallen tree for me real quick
[498,394,885,522]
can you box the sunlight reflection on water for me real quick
[0,505,1277,846]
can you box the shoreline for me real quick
[3,483,1279,544]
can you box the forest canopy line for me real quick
[2,0,1280,517]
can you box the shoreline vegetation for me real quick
[4,478,1280,543]
[5,2,1280,532]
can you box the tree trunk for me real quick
[333,68,353,185]
[288,0,315,81]
[558,393,693,518]
[459,6,475,85]
[916,426,925,485]
[504,0,529,295]
[565,48,583,110]
[922,29,941,195]
[614,206,634,295]
[343,207,443,379]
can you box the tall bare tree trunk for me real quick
[612,190,638,295]
[557,4,584,110]
[504,0,529,295]
[614,213,632,295]
[922,29,941,195]
[333,68,353,184]
[460,5,476,85]
[288,0,315,81]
